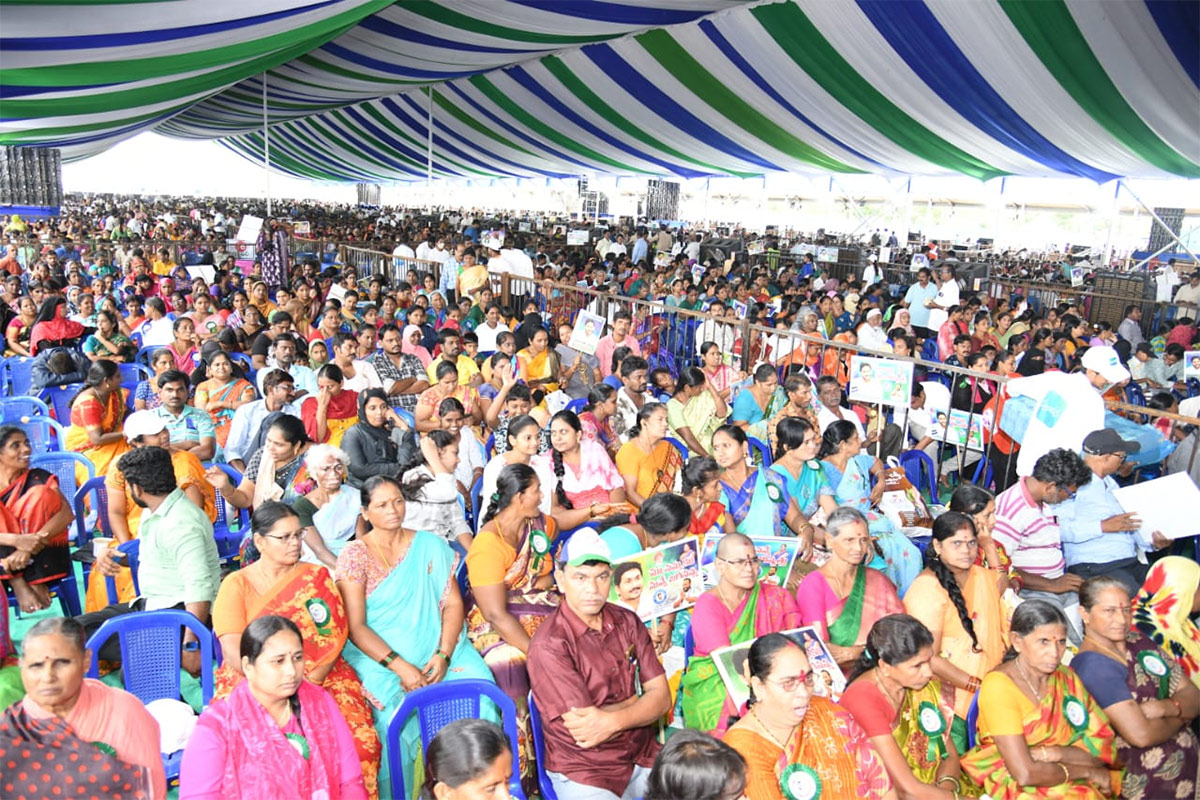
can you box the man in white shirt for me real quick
[1155,260,1182,303]
[608,235,627,257]
[1006,345,1129,477]
[330,333,383,393]
[1173,271,1200,309]
[685,234,701,263]
[138,298,175,347]
[694,302,736,357]
[392,240,415,266]
[861,257,880,287]
[815,375,902,459]
[924,263,959,334]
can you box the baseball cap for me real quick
[560,528,613,568]
[123,410,167,442]
[1080,345,1130,384]
[1082,428,1141,456]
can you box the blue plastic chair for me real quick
[39,382,83,424]
[565,397,587,414]
[449,539,470,600]
[85,608,220,788]
[73,476,110,551]
[396,407,415,431]
[9,414,65,452]
[683,625,694,663]
[1,356,35,396]
[528,692,558,800]
[469,474,483,530]
[211,464,250,563]
[0,395,49,419]
[118,362,152,384]
[386,680,526,800]
[664,436,689,461]
[747,436,772,467]
[135,345,162,369]
[1188,378,1200,398]
[970,455,993,489]
[898,449,940,505]
[30,451,94,519]
[1125,382,1147,407]
[920,339,940,363]
[965,690,981,748]
[103,538,142,603]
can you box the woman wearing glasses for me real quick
[291,445,364,571]
[210,501,382,798]
[681,533,800,734]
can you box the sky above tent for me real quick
[3,0,1198,182]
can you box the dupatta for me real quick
[681,581,762,732]
[826,566,866,647]
[722,468,787,537]
[774,696,892,800]
[1133,557,1200,686]
[309,489,361,562]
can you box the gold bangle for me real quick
[935,776,957,788]
[1058,763,1070,784]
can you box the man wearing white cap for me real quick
[1006,345,1130,477]
[527,530,670,800]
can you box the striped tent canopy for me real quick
[2,0,1197,182]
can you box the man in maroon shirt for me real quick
[528,530,671,800]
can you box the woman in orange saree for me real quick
[211,502,381,799]
[962,600,1120,800]
[0,426,74,613]
[65,360,129,480]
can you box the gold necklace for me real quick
[716,581,748,613]
[1083,634,1129,665]
[1014,657,1046,702]
[751,707,792,751]
[873,669,899,710]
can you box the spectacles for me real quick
[315,463,346,473]
[717,556,760,569]
[261,532,304,544]
[765,673,814,693]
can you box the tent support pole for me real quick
[262,73,271,217]
[427,86,433,186]
[1118,180,1200,267]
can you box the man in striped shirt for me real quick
[992,448,1093,644]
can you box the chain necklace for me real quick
[1014,656,1046,702]
[873,669,900,710]
[1083,633,1129,665]
[716,581,748,613]
[751,707,792,751]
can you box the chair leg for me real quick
[57,574,82,617]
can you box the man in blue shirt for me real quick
[1059,428,1169,594]
[902,267,939,339]
[630,230,649,266]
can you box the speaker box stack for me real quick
[644,179,680,222]
[0,146,63,214]
[1148,207,1184,253]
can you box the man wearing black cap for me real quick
[1057,429,1170,594]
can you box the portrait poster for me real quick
[518,221,532,232]
[654,250,672,267]
[567,309,605,355]
[848,355,913,408]
[483,230,506,250]
[699,534,801,589]
[732,300,748,319]
[691,263,705,284]
[608,537,702,622]
[942,409,985,452]
[747,240,765,256]
[1184,351,1200,379]
[1070,267,1085,287]
[910,252,930,271]
[293,221,311,236]
[816,246,839,263]
[566,229,590,246]
[712,626,847,710]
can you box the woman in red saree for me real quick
[0,426,74,613]
[210,502,380,799]
[300,364,359,448]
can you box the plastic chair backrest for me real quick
[104,539,142,603]
[965,690,981,748]
[1188,378,1200,398]
[396,407,415,430]
[921,339,940,363]
[73,476,112,547]
[898,449,940,505]
[10,414,64,453]
[211,463,249,560]
[565,397,587,414]
[469,474,483,531]
[135,345,161,369]
[118,362,152,384]
[30,452,94,508]
[85,608,217,707]
[386,680,525,800]
[0,395,49,419]
[664,436,689,461]
[1125,382,1147,407]
[40,383,83,423]
[747,436,772,467]
[449,539,470,600]
[970,455,993,489]
[2,356,35,396]
[527,692,558,800]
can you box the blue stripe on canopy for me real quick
[1145,0,1199,89]
[357,14,530,55]
[509,0,727,27]
[856,0,1117,182]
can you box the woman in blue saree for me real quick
[711,425,815,560]
[819,420,922,596]
[337,474,495,799]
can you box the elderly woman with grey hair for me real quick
[292,443,364,569]
[794,506,904,672]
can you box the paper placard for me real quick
[747,240,765,256]
[326,283,348,304]
[654,250,671,267]
[1112,473,1200,540]
[1184,351,1200,378]
[235,214,263,244]
[567,309,604,355]
[293,221,311,236]
[518,221,532,232]
[877,246,891,264]
[483,230,506,250]
[186,265,216,284]
[699,534,801,589]
[848,355,913,408]
[566,229,589,246]
[1070,267,1085,287]
[940,408,985,452]
[731,300,748,319]
[609,537,702,622]
[712,626,846,709]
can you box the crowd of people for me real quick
[1,202,1198,800]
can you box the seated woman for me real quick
[416,361,482,431]
[645,729,748,800]
[402,432,473,550]
[682,533,801,733]
[840,614,981,799]
[207,415,312,510]
[796,508,903,673]
[300,364,359,448]
[666,367,728,458]
[481,415,556,523]
[422,719,515,800]
[1133,556,1200,688]
[819,420,921,595]
[466,464,560,794]
[337,475,495,798]
[247,279,279,321]
[699,340,738,403]
[134,347,175,411]
[680,456,735,539]
[962,600,1120,800]
[341,388,412,487]
[533,409,626,532]
[770,416,836,537]
[181,616,367,800]
[29,296,86,354]
[730,364,787,441]
[723,633,892,800]
[65,359,129,478]
[6,618,166,800]
[904,511,1010,755]
[615,403,683,508]
[82,308,136,363]
[194,350,257,449]
[515,325,559,398]
[577,384,620,459]
[292,444,365,570]
[711,425,812,552]
[210,503,380,797]
[764,372,820,452]
[5,295,37,357]
[1074,576,1200,800]
[0,426,74,613]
